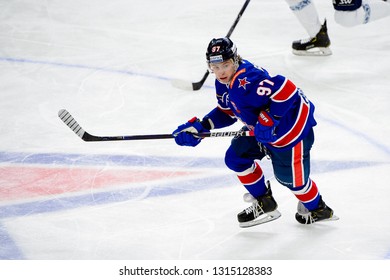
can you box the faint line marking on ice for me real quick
[0,174,235,219]
[0,151,387,220]
[0,56,214,89]
[0,165,198,202]
[0,222,24,259]
[0,56,170,81]
[0,151,228,169]
[317,114,390,157]
[385,251,390,259]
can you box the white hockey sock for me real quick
[285,0,322,37]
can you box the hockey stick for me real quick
[58,109,253,142]
[171,0,251,91]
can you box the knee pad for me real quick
[224,136,264,172]
[224,145,249,172]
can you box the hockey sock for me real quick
[285,0,322,37]
[236,162,267,199]
[291,179,320,210]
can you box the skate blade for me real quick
[292,47,332,56]
[239,210,282,228]
[319,214,340,222]
[301,214,340,224]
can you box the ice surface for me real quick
[0,0,389,266]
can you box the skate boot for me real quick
[295,196,339,224]
[292,20,332,56]
[237,181,281,228]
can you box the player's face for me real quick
[209,59,236,84]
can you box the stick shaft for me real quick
[226,0,251,38]
[84,130,253,142]
[58,109,254,142]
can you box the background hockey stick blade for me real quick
[171,70,209,91]
[170,79,194,91]
[192,70,210,91]
[58,109,254,142]
[172,70,210,91]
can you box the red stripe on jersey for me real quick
[229,68,246,89]
[293,141,304,187]
[271,78,297,102]
[294,180,319,203]
[271,100,310,148]
[237,162,263,185]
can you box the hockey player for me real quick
[172,37,338,227]
[333,0,390,27]
[286,0,390,56]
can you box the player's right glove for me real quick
[254,111,279,143]
[172,117,209,147]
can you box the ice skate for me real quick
[295,196,339,224]
[292,20,332,56]
[237,181,281,228]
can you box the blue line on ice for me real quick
[0,223,24,259]
[0,56,171,82]
[0,151,387,219]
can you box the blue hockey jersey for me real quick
[204,60,317,151]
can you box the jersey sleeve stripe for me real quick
[271,99,310,148]
[270,78,297,102]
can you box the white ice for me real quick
[0,0,390,264]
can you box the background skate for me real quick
[0,0,389,263]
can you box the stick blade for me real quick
[171,79,195,91]
[171,70,209,91]
[58,109,86,140]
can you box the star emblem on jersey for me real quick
[238,77,250,89]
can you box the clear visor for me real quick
[208,59,235,73]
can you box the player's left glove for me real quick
[172,117,209,147]
[254,111,279,143]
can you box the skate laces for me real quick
[243,193,264,218]
[244,201,264,218]
[300,213,315,224]
[297,202,314,224]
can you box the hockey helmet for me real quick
[206,37,237,64]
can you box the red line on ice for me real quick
[0,166,196,201]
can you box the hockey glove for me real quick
[172,117,209,147]
[254,111,279,143]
